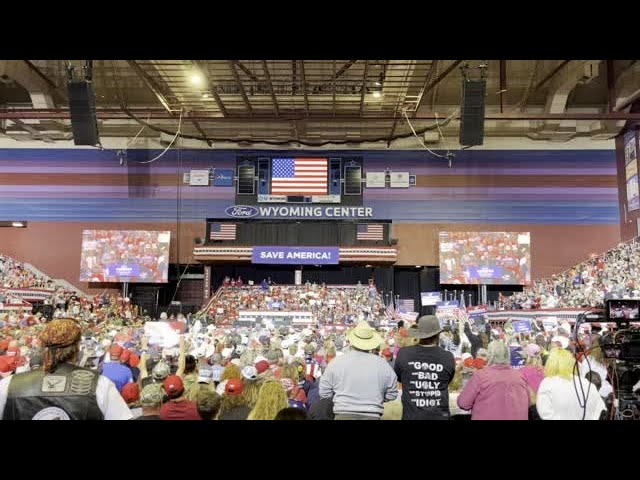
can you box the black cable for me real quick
[120,106,456,147]
[572,309,597,420]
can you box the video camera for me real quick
[600,300,640,362]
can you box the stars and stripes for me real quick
[357,224,384,241]
[209,223,237,241]
[397,298,415,312]
[271,158,328,195]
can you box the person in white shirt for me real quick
[536,347,606,420]
[578,336,613,399]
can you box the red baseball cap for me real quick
[163,375,184,398]
[121,382,140,404]
[110,345,123,358]
[381,348,392,358]
[225,378,244,395]
[120,349,131,363]
[473,357,487,369]
[255,360,270,374]
[128,354,140,368]
[0,356,16,376]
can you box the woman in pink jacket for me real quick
[457,340,529,420]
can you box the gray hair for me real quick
[487,340,511,366]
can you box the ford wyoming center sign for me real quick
[225,205,373,219]
[252,247,340,265]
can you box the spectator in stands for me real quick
[218,379,251,420]
[394,315,455,420]
[135,383,163,420]
[248,379,288,420]
[536,348,606,420]
[101,345,133,393]
[122,382,141,418]
[578,335,613,398]
[160,375,201,420]
[520,343,545,393]
[319,322,398,420]
[457,340,529,420]
[195,388,221,420]
[0,318,132,420]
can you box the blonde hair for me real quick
[449,363,464,392]
[247,379,288,420]
[280,364,299,384]
[220,364,242,382]
[525,355,543,368]
[487,340,511,365]
[544,348,576,380]
[241,379,261,408]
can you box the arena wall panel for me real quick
[0,148,621,291]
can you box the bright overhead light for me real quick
[372,90,381,98]
[190,72,204,86]
[202,93,210,98]
[11,221,25,228]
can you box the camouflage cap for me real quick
[152,361,170,380]
[140,383,164,407]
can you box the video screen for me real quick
[607,300,640,321]
[421,292,442,306]
[439,232,531,285]
[79,230,170,283]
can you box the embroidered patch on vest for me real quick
[69,370,95,395]
[41,375,67,393]
[32,407,71,420]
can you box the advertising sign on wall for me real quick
[624,130,639,212]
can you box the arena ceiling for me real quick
[0,59,639,146]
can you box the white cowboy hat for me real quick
[347,322,383,351]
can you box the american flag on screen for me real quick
[357,224,384,241]
[271,158,328,195]
[397,299,415,312]
[210,223,237,240]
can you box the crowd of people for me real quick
[0,250,637,420]
[205,279,387,326]
[0,296,628,420]
[0,254,57,290]
[508,238,640,309]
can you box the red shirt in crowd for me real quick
[160,399,201,420]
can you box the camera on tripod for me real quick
[600,299,640,419]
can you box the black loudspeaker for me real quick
[459,79,486,146]
[67,79,100,146]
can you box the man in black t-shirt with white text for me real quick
[394,315,455,420]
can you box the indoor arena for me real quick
[0,59,639,421]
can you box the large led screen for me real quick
[80,230,170,283]
[439,232,531,285]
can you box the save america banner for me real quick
[252,246,340,265]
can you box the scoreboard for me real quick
[236,156,363,206]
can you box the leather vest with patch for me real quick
[4,363,103,420]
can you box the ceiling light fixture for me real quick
[202,93,210,98]
[372,90,381,98]
[11,221,25,228]
[190,71,204,86]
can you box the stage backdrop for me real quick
[0,147,620,293]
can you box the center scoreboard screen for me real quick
[236,156,363,205]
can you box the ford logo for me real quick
[225,205,259,218]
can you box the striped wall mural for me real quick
[0,148,618,224]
